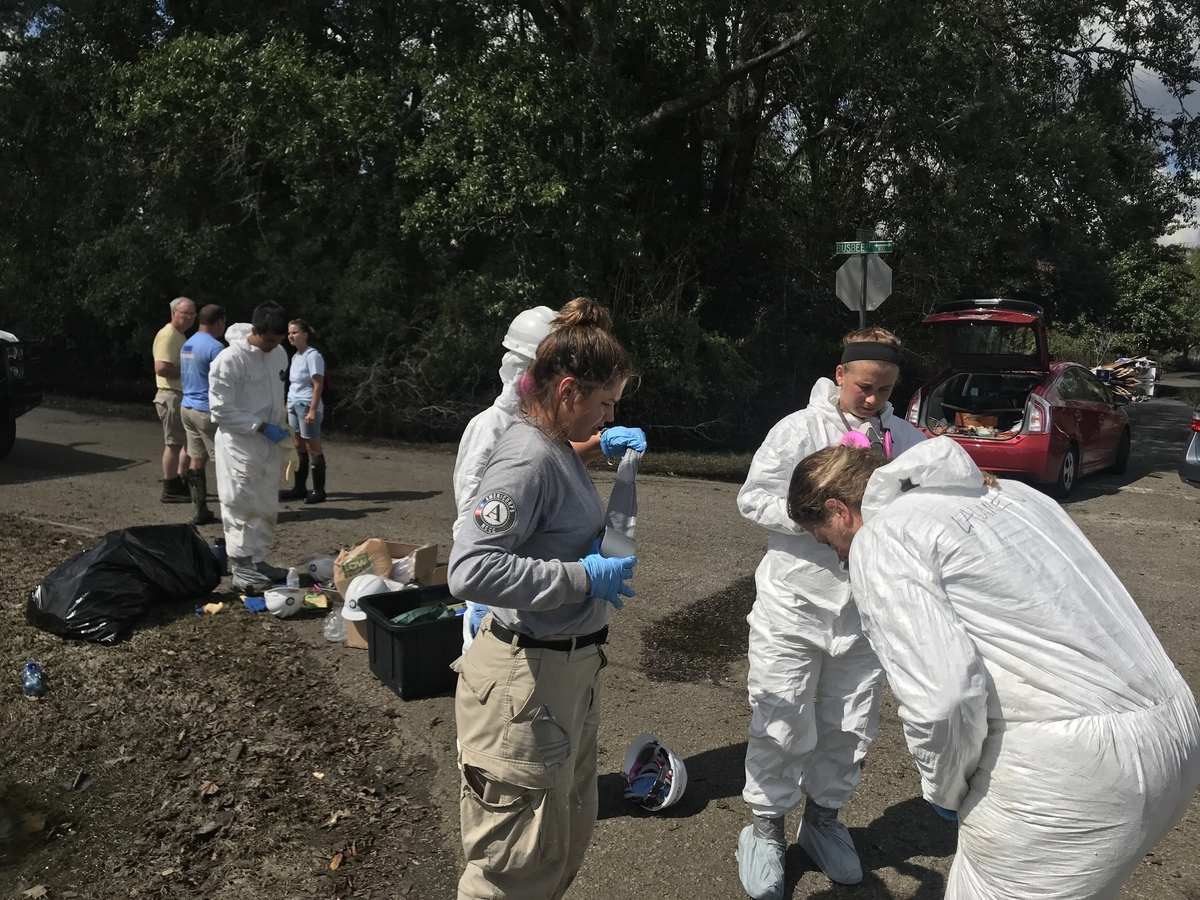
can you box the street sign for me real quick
[837,253,892,315]
[836,241,893,255]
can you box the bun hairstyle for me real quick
[521,298,632,439]
[289,318,317,341]
[552,297,614,332]
[841,326,902,368]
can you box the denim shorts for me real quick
[288,400,323,440]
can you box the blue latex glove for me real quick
[929,802,958,822]
[243,596,267,613]
[262,423,289,442]
[580,553,637,608]
[468,603,489,638]
[600,427,647,457]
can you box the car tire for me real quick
[1109,428,1131,475]
[0,420,14,460]
[1051,443,1079,499]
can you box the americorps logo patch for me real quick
[474,491,517,534]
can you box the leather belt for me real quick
[489,621,608,652]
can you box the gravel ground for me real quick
[1,399,1198,899]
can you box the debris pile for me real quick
[1094,357,1158,402]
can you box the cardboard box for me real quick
[346,617,369,650]
[333,539,438,598]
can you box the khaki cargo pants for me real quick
[452,616,606,900]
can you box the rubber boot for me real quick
[305,454,326,504]
[796,799,862,885]
[187,469,218,525]
[279,452,309,501]
[161,476,190,504]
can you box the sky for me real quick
[1132,66,1200,247]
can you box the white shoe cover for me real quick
[796,802,862,885]
[736,823,785,900]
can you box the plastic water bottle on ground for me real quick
[323,610,347,642]
[286,567,300,588]
[211,539,228,575]
[21,661,47,698]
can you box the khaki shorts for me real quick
[154,389,185,446]
[181,406,217,460]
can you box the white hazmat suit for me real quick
[737,377,925,818]
[209,323,289,567]
[851,437,1200,900]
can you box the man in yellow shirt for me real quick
[153,296,196,502]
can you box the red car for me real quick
[905,299,1131,498]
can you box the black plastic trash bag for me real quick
[26,524,222,644]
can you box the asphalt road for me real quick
[2,395,1198,900]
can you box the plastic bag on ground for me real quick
[26,524,222,645]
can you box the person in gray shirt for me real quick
[448,298,639,900]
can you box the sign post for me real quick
[835,239,893,327]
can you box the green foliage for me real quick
[1,1,1198,443]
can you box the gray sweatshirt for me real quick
[448,419,609,639]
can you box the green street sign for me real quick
[836,240,893,254]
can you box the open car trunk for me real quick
[921,371,1043,439]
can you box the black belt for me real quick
[489,621,608,652]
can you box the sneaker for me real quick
[796,800,862,885]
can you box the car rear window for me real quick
[949,322,1040,362]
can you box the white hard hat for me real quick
[304,556,336,583]
[622,732,688,811]
[264,587,305,618]
[342,573,389,621]
[502,306,556,359]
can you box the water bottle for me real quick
[21,661,47,698]
[211,539,228,575]
[286,567,300,589]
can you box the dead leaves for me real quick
[198,780,219,799]
[322,808,351,828]
[329,842,356,870]
[22,886,49,899]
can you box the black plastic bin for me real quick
[360,586,463,700]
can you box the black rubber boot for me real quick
[305,454,326,504]
[161,476,190,504]
[187,469,218,525]
[279,452,309,501]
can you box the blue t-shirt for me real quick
[288,346,326,407]
[180,331,225,412]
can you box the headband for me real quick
[841,342,901,365]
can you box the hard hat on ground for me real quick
[342,573,389,621]
[502,306,557,359]
[264,586,305,618]
[623,732,688,811]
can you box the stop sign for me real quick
[836,254,892,312]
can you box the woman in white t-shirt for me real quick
[280,319,328,504]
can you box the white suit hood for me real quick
[225,322,254,351]
[861,437,983,521]
[493,350,529,417]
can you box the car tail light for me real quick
[906,393,920,426]
[1192,409,1200,433]
[1026,394,1051,434]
